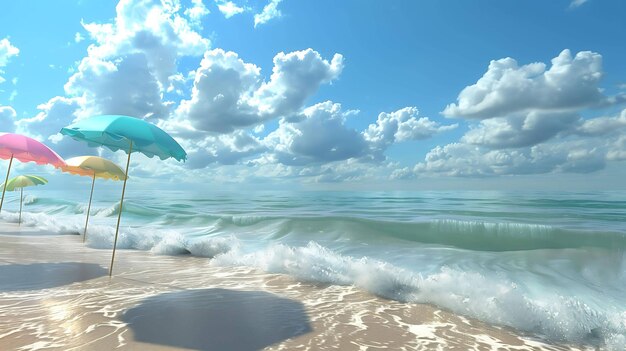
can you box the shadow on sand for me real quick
[123,288,312,351]
[0,262,107,291]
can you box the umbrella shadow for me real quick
[123,288,313,351]
[0,262,107,291]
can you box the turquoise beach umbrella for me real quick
[60,115,187,276]
[0,175,48,225]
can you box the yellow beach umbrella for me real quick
[61,156,126,242]
[0,175,48,225]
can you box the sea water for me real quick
[1,189,625,348]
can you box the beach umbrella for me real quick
[60,115,187,276]
[0,175,48,225]
[0,133,65,213]
[61,156,126,243]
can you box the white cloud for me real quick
[462,112,580,149]
[576,109,626,137]
[0,38,19,84]
[174,48,343,133]
[254,49,343,116]
[15,96,100,158]
[216,0,245,18]
[0,38,19,67]
[390,167,414,180]
[415,109,626,177]
[364,107,457,158]
[172,101,454,180]
[16,96,80,141]
[254,0,283,27]
[414,141,606,177]
[82,0,209,86]
[0,105,17,132]
[22,0,209,148]
[569,0,588,9]
[65,54,169,119]
[607,135,626,161]
[443,50,609,119]
[185,131,267,169]
[263,101,368,166]
[74,32,85,43]
[174,48,263,133]
[185,0,210,26]
[413,109,626,176]
[421,50,626,178]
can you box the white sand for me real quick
[0,222,592,350]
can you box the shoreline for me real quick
[0,222,593,350]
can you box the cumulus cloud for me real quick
[254,0,282,27]
[607,135,626,161]
[175,48,343,134]
[0,105,17,132]
[185,0,210,26]
[17,97,80,139]
[74,32,85,43]
[443,50,609,119]
[174,49,262,133]
[216,0,245,18]
[172,101,454,179]
[462,112,580,149]
[185,131,267,169]
[0,38,19,67]
[0,38,19,84]
[569,0,588,9]
[82,0,209,86]
[21,0,207,153]
[254,49,343,116]
[414,140,607,177]
[364,107,457,157]
[65,54,169,119]
[575,109,626,137]
[14,97,96,158]
[418,50,626,178]
[415,109,626,177]
[263,101,368,166]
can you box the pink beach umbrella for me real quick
[0,133,66,213]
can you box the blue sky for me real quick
[1,0,626,190]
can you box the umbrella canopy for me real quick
[59,115,186,161]
[0,133,66,166]
[1,175,48,191]
[61,156,126,242]
[0,133,65,213]
[62,156,127,180]
[0,175,48,225]
[60,115,186,276]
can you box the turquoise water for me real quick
[2,190,625,348]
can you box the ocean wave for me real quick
[23,195,38,205]
[7,199,626,252]
[17,194,626,252]
[209,215,626,251]
[2,211,625,348]
[210,242,625,347]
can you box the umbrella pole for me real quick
[0,154,14,213]
[109,141,132,277]
[84,172,96,243]
[19,187,23,226]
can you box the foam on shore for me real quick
[0,222,617,350]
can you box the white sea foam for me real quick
[2,210,625,348]
[187,236,240,257]
[23,195,38,205]
[211,242,624,344]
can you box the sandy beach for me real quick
[0,221,596,351]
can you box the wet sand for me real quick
[0,222,593,350]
